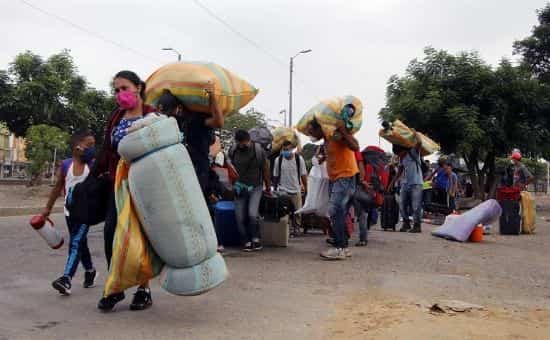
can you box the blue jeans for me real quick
[234,186,263,244]
[329,177,356,248]
[63,217,94,278]
[400,184,423,226]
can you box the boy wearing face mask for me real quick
[42,129,97,295]
[273,140,308,235]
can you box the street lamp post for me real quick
[288,49,312,127]
[279,109,287,127]
[162,47,182,61]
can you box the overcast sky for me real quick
[1,0,547,149]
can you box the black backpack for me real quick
[67,164,111,226]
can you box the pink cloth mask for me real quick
[116,90,138,110]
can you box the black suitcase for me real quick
[381,193,399,231]
[259,192,294,222]
[499,200,521,235]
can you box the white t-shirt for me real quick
[273,155,307,194]
[64,161,90,216]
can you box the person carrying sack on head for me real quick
[388,136,424,234]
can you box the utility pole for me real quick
[288,49,312,127]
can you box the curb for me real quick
[0,206,63,218]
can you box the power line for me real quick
[18,0,162,63]
[192,0,287,67]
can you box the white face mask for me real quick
[215,153,225,166]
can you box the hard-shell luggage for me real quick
[260,216,289,247]
[214,201,241,246]
[499,200,521,235]
[381,193,399,231]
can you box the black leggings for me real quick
[103,191,117,268]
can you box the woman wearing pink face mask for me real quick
[95,70,156,312]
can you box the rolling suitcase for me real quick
[214,201,241,246]
[499,200,521,235]
[260,216,289,247]
[381,193,399,231]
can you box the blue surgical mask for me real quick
[81,146,95,162]
[282,150,292,159]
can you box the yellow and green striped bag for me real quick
[272,127,300,152]
[296,95,363,138]
[145,62,259,115]
[379,120,440,156]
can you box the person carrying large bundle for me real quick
[104,114,228,306]
[298,96,362,261]
[296,95,363,139]
[379,120,440,156]
[145,61,257,195]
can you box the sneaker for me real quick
[217,245,225,253]
[320,248,346,260]
[326,238,336,246]
[52,276,71,295]
[83,270,97,288]
[344,248,352,258]
[97,292,125,312]
[355,240,368,247]
[242,242,254,252]
[252,242,263,251]
[130,288,153,311]
[399,223,411,232]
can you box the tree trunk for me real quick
[464,151,485,200]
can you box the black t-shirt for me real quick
[177,113,214,179]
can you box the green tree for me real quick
[514,4,550,82]
[0,50,114,140]
[25,125,69,185]
[219,107,268,149]
[380,47,550,199]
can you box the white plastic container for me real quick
[30,215,64,249]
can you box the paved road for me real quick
[1,210,549,339]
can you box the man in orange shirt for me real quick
[307,117,359,260]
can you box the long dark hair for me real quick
[114,70,146,100]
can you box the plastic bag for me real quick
[296,162,329,217]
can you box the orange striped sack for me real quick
[145,62,259,115]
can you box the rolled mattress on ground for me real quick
[432,199,502,242]
[118,115,228,295]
